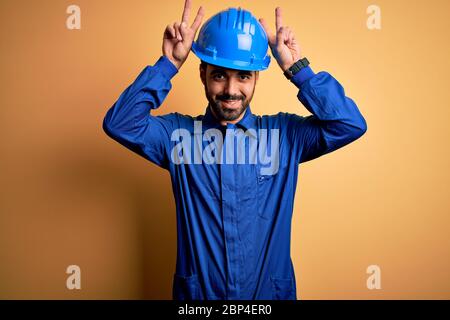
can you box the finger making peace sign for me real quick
[163,0,205,70]
[259,7,302,72]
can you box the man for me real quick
[103,0,367,300]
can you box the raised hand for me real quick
[162,0,205,70]
[259,7,302,72]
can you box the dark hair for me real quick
[199,61,258,78]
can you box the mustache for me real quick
[217,94,244,101]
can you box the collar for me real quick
[199,104,258,137]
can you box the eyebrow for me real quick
[210,69,253,77]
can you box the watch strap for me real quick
[284,57,310,80]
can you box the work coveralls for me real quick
[103,55,367,300]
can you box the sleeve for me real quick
[286,65,368,164]
[102,55,179,170]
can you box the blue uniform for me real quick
[103,55,367,300]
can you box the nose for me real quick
[223,78,240,97]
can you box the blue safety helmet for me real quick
[191,7,271,71]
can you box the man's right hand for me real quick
[162,0,205,70]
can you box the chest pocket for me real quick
[256,163,284,220]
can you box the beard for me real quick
[210,97,247,121]
[205,86,255,122]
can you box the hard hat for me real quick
[191,7,271,71]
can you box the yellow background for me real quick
[0,0,449,299]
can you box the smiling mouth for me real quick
[221,100,241,108]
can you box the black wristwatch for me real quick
[283,57,310,80]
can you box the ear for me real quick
[200,64,206,86]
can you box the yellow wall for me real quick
[0,0,449,299]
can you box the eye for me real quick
[239,75,251,80]
[213,73,225,80]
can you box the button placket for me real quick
[220,124,241,299]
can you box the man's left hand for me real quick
[259,7,303,72]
